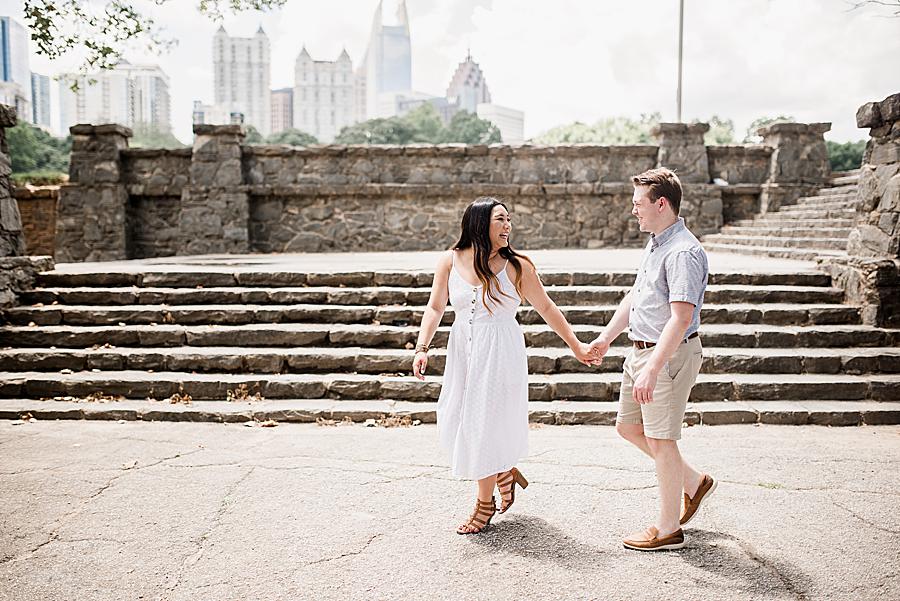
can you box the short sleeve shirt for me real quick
[628,217,709,343]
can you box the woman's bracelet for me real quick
[415,344,430,353]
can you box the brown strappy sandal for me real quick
[496,467,529,514]
[456,496,497,535]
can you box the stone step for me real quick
[1,370,897,402]
[818,184,858,195]
[4,301,856,328]
[781,200,857,212]
[3,346,897,375]
[795,193,857,205]
[753,208,858,220]
[702,243,846,261]
[730,218,854,228]
[2,323,896,349]
[718,226,852,238]
[828,174,860,187]
[702,235,847,250]
[18,283,845,308]
[32,270,833,290]
[1,398,896,427]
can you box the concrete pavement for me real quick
[1,421,898,600]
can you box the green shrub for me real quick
[826,140,866,172]
[11,170,68,186]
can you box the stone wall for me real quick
[822,92,900,326]
[33,120,833,260]
[13,185,58,256]
[0,105,25,257]
[56,124,131,263]
[0,256,54,308]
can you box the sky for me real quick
[4,0,899,144]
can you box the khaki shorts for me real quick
[617,336,703,440]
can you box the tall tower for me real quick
[446,50,491,114]
[363,0,412,118]
[212,25,272,135]
[293,46,355,142]
[0,17,32,122]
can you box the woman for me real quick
[412,197,599,535]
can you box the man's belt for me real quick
[633,331,699,350]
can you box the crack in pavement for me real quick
[0,447,206,567]
[735,538,809,601]
[722,479,900,497]
[524,459,653,474]
[830,498,900,535]
[166,466,257,596]
[305,533,384,566]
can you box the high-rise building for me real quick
[30,73,51,129]
[270,87,293,135]
[213,25,271,136]
[59,61,171,133]
[293,47,354,143]
[476,103,525,144]
[363,0,412,118]
[0,16,32,122]
[352,65,367,124]
[446,51,491,114]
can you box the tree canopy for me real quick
[6,123,71,174]
[532,113,660,145]
[334,104,501,145]
[265,129,319,146]
[130,123,185,149]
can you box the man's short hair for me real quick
[632,168,683,215]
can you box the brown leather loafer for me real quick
[623,526,686,551]
[681,473,717,526]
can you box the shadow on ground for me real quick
[467,514,609,571]
[680,529,811,598]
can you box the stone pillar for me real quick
[849,93,900,258]
[820,93,900,327]
[650,122,722,236]
[55,124,131,262]
[0,104,25,256]
[651,122,710,183]
[758,122,831,213]
[179,124,249,254]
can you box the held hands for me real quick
[572,342,604,367]
[412,351,428,381]
[588,335,610,363]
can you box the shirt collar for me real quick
[650,217,686,248]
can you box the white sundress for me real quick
[437,251,529,481]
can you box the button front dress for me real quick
[437,252,529,481]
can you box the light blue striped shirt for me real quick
[628,217,708,343]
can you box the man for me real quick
[590,167,716,551]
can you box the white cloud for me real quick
[1,0,896,143]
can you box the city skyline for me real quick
[0,0,896,143]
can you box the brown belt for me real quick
[633,331,699,350]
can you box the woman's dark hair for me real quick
[452,196,535,310]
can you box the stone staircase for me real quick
[0,264,898,425]
[703,171,861,261]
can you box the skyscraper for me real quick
[0,16,32,122]
[293,47,354,142]
[363,0,412,118]
[270,87,293,135]
[213,25,271,136]
[30,72,51,129]
[59,61,171,133]
[446,51,491,114]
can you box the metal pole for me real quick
[676,0,684,122]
